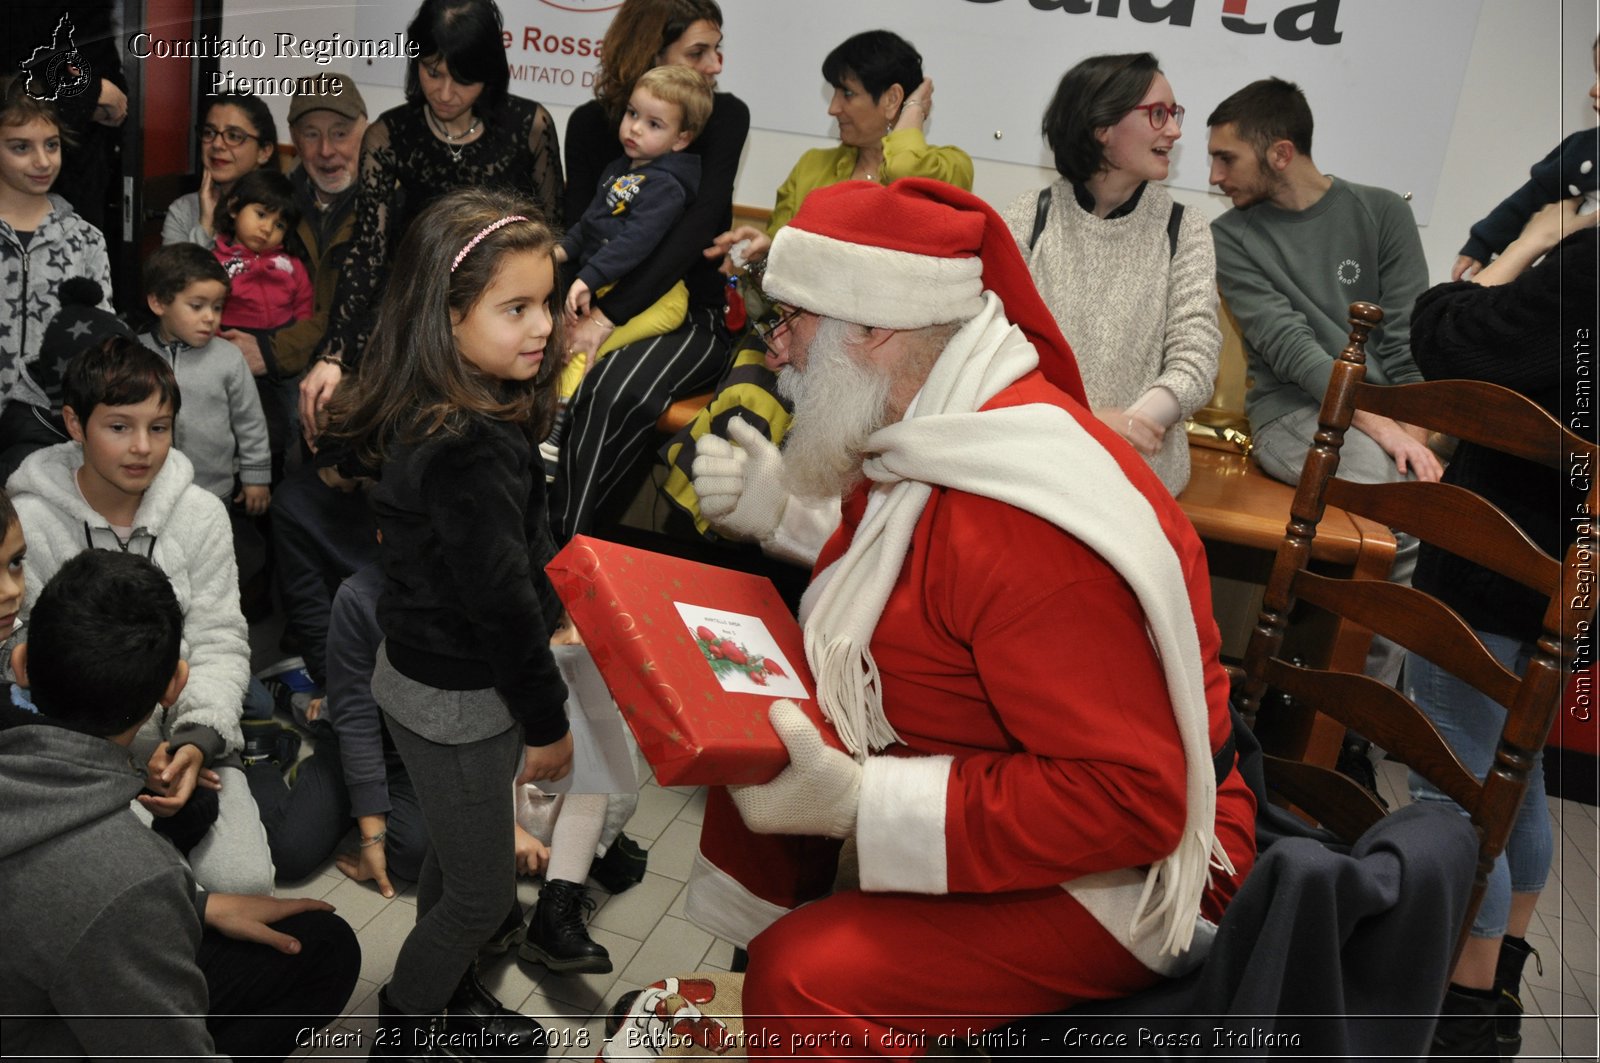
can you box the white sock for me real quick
[546,791,607,885]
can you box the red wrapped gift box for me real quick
[547,536,842,785]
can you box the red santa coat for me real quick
[694,368,1255,945]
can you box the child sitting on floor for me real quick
[6,338,275,894]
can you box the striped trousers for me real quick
[550,305,731,542]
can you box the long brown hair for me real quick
[593,0,722,117]
[324,187,561,469]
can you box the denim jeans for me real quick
[1406,631,1549,938]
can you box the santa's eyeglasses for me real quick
[752,304,806,341]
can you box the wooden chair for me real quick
[1237,300,1598,966]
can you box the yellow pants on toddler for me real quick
[557,281,689,400]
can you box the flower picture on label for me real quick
[673,603,809,699]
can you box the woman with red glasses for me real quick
[1003,52,1220,497]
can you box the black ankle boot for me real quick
[372,986,451,1061]
[519,878,612,974]
[1493,935,1541,1057]
[445,962,547,1058]
[1431,984,1500,1059]
[478,900,525,957]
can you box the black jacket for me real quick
[1410,228,1598,641]
[370,416,569,746]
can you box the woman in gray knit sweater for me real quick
[1003,53,1219,496]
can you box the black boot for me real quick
[445,962,547,1058]
[478,900,525,957]
[519,878,612,974]
[1493,935,1541,1058]
[371,986,452,1061]
[1431,984,1500,1060]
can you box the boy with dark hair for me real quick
[139,243,272,514]
[0,550,361,1061]
[6,338,276,894]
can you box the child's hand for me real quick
[518,733,574,785]
[1450,255,1483,282]
[204,893,337,954]
[140,742,211,817]
[237,483,271,516]
[553,246,568,264]
[335,814,395,898]
[566,279,592,320]
[514,822,550,877]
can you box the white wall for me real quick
[221,0,1598,282]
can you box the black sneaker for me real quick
[240,719,302,771]
[539,406,570,484]
[519,879,612,974]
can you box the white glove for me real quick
[729,701,861,838]
[691,417,791,542]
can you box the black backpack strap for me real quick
[1166,201,1184,259]
[1029,186,1052,251]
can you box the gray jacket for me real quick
[0,710,221,1060]
[140,331,272,496]
[0,195,113,412]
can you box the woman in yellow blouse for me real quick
[662,29,972,533]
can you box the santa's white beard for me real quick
[776,317,893,500]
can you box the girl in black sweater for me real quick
[324,187,569,1059]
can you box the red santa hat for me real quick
[763,177,1087,404]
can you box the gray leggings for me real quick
[381,709,522,1013]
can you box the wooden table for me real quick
[1178,447,1397,767]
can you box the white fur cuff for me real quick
[856,754,954,893]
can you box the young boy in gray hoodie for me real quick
[0,547,359,1060]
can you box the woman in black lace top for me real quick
[300,0,563,438]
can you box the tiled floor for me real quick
[274,753,1599,1060]
[283,768,736,1061]
[1371,759,1600,1062]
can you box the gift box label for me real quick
[548,536,838,786]
[674,604,809,700]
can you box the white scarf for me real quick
[801,293,1230,967]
